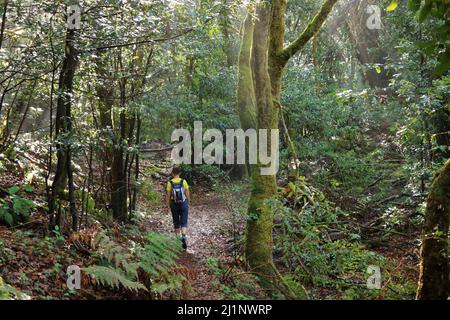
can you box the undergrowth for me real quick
[84,231,187,298]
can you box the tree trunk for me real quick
[416,159,450,300]
[0,0,8,51]
[130,113,141,218]
[48,27,78,231]
[111,107,128,222]
[237,11,257,131]
[236,0,338,297]
[346,0,390,88]
[94,51,114,151]
[236,9,257,177]
[110,61,129,222]
[244,2,280,293]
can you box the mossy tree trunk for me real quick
[244,1,281,293]
[237,0,338,297]
[416,159,450,300]
[237,10,257,131]
[237,9,257,177]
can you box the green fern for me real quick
[91,231,136,274]
[85,231,186,296]
[139,233,180,276]
[138,233,186,296]
[85,231,145,292]
[0,276,30,300]
[82,266,147,292]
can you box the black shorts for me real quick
[170,201,189,229]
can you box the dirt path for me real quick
[145,190,234,299]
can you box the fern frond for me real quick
[86,231,186,296]
[0,277,30,300]
[83,266,147,292]
[121,261,140,279]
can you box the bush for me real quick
[270,177,386,298]
[180,164,229,189]
[139,179,161,205]
[0,185,35,227]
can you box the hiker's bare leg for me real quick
[181,227,187,235]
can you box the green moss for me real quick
[416,159,450,299]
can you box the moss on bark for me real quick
[237,10,257,131]
[416,159,450,300]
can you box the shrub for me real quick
[0,185,35,227]
[139,180,161,205]
[270,177,385,297]
[180,164,229,189]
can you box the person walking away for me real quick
[166,166,190,250]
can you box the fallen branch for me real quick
[376,193,410,205]
[140,145,174,153]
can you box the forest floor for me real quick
[0,157,266,300]
[145,188,240,299]
[0,154,419,300]
[141,162,266,300]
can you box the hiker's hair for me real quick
[172,166,182,176]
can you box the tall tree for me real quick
[48,24,79,231]
[244,0,281,294]
[238,0,338,296]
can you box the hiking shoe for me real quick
[181,235,187,250]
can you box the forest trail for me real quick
[145,182,235,299]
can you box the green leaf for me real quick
[434,60,450,76]
[375,66,382,74]
[387,1,398,11]
[12,197,34,216]
[0,276,29,299]
[7,186,19,195]
[3,212,14,226]
[23,185,33,193]
[434,51,450,76]
[408,0,421,11]
[415,40,433,49]
[0,204,14,226]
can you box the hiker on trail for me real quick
[166,166,190,250]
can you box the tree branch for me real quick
[83,28,194,52]
[277,0,338,65]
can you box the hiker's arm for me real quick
[166,189,171,208]
[185,188,190,203]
